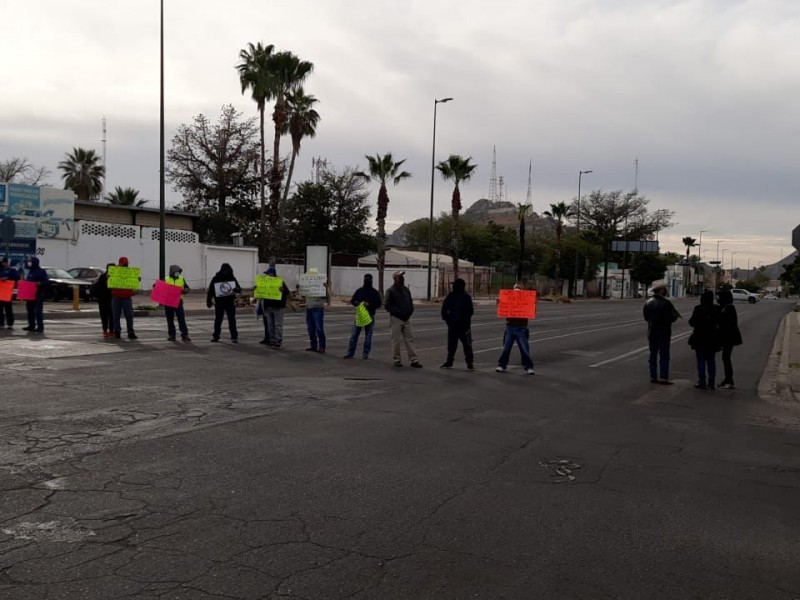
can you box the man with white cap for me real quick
[385,270,422,368]
[643,279,680,384]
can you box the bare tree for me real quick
[0,157,51,185]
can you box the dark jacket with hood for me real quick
[91,264,115,304]
[350,276,382,317]
[441,279,474,328]
[688,291,721,353]
[25,257,49,300]
[207,263,241,307]
[385,278,414,321]
[717,290,743,347]
[643,293,679,340]
[0,262,20,283]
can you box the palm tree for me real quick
[58,147,105,200]
[543,201,575,293]
[436,155,477,279]
[355,153,411,294]
[281,87,320,207]
[682,236,697,261]
[237,41,275,262]
[106,186,147,207]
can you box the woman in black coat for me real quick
[717,290,743,389]
[688,290,721,390]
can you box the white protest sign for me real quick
[298,273,327,297]
[214,281,237,298]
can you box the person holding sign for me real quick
[495,284,535,375]
[301,268,328,353]
[206,263,241,343]
[440,278,475,371]
[22,256,49,333]
[385,270,422,368]
[258,267,290,348]
[164,264,191,342]
[0,256,20,329]
[343,273,382,359]
[110,256,139,340]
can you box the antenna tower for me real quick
[498,176,505,202]
[525,160,532,208]
[487,146,498,202]
[101,116,107,194]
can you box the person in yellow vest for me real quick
[165,264,191,341]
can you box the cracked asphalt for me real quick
[1,300,799,599]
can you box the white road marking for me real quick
[589,331,692,368]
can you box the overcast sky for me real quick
[2,0,798,268]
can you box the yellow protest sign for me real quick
[254,275,284,300]
[107,266,141,290]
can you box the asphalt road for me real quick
[0,299,798,599]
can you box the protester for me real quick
[495,284,534,375]
[90,263,115,337]
[165,264,191,342]
[688,290,720,390]
[110,256,138,340]
[23,256,49,333]
[717,289,743,389]
[343,273,382,359]
[207,263,241,343]
[385,270,422,368]
[0,256,20,329]
[643,279,679,384]
[303,268,327,353]
[440,278,475,370]
[259,267,290,348]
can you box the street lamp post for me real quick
[730,251,737,277]
[572,169,593,297]
[698,229,708,264]
[158,0,166,280]
[427,97,453,301]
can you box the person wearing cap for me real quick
[643,279,680,384]
[302,267,328,353]
[495,283,535,375]
[0,256,20,329]
[164,264,191,342]
[385,270,422,368]
[259,267,290,348]
[343,272,382,359]
[110,256,138,340]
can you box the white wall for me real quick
[204,245,259,289]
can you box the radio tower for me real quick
[525,160,532,209]
[487,146,498,202]
[101,116,107,195]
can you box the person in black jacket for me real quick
[717,289,743,389]
[206,263,241,343]
[344,273,382,359]
[688,290,721,390]
[384,270,422,368]
[90,263,115,337]
[23,256,49,333]
[643,279,680,384]
[440,278,475,370]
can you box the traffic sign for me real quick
[792,225,800,253]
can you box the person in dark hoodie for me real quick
[259,267,290,348]
[343,273,382,359]
[110,256,138,340]
[440,278,475,370]
[643,279,679,384]
[717,289,743,389]
[207,263,241,343]
[384,270,422,368]
[688,290,721,390]
[164,264,191,342]
[0,256,20,329]
[23,256,49,333]
[90,263,115,337]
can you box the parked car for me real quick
[67,267,105,284]
[730,288,760,304]
[762,293,779,301]
[43,267,93,302]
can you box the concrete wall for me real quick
[74,202,194,230]
[204,245,259,289]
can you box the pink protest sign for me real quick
[150,279,183,308]
[0,280,14,302]
[17,280,38,302]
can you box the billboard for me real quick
[610,240,659,253]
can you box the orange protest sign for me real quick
[0,280,14,302]
[497,289,537,319]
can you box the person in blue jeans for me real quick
[343,273,382,359]
[303,269,328,353]
[23,256,49,333]
[643,279,679,384]
[496,285,535,375]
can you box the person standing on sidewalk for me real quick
[90,263,115,337]
[343,273,382,359]
[0,256,20,329]
[440,278,475,371]
[303,268,327,353]
[688,290,720,390]
[23,256,49,333]
[495,284,535,375]
[643,279,680,384]
[207,263,241,343]
[259,267,290,348]
[110,256,138,340]
[165,264,191,342]
[717,289,743,389]
[385,270,422,368]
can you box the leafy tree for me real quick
[58,147,105,200]
[681,236,697,261]
[282,87,320,206]
[436,154,477,278]
[106,186,147,207]
[779,256,800,294]
[355,153,411,293]
[543,201,574,292]
[0,157,51,185]
[630,252,669,290]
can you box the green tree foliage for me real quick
[543,201,574,291]
[0,157,50,185]
[630,252,669,289]
[405,215,518,267]
[105,186,147,207]
[58,147,105,200]
[779,256,800,294]
[282,87,320,205]
[436,154,477,278]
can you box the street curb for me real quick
[758,311,798,404]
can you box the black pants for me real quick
[213,300,238,340]
[0,301,14,327]
[721,344,735,385]
[446,325,474,366]
[99,298,112,332]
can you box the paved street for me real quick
[1,299,799,599]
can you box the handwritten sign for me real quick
[298,273,327,297]
[17,280,38,301]
[150,280,183,308]
[497,289,537,319]
[254,275,284,300]
[0,280,14,302]
[107,266,141,290]
[214,281,237,298]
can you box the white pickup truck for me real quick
[730,288,760,304]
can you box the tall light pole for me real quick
[715,239,725,263]
[427,97,453,300]
[698,229,708,263]
[730,251,737,282]
[158,0,166,280]
[572,169,593,297]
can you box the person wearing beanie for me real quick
[688,289,720,390]
[207,263,241,343]
[110,256,138,339]
[259,267,290,348]
[22,256,49,333]
[343,272,382,359]
[717,289,743,389]
[440,278,475,370]
[164,264,191,342]
[0,256,20,329]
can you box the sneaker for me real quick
[270,342,281,349]
[650,379,659,384]
[411,362,423,368]
[393,361,403,368]
[525,368,535,375]
[496,366,507,373]
[5,326,12,330]
[34,328,44,334]
[343,354,354,359]
[305,347,318,352]
[231,339,238,344]
[317,348,325,354]
[128,333,138,340]
[362,355,368,360]
[114,332,121,339]
[439,362,453,369]
[182,335,191,342]
[167,336,176,341]
[210,337,219,343]
[694,383,707,390]
[259,339,269,345]
[22,326,34,331]
[658,379,674,385]
[467,364,475,371]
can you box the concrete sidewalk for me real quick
[759,307,800,403]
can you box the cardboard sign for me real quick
[107,266,141,290]
[150,279,183,308]
[298,273,327,297]
[254,275,284,300]
[17,280,38,301]
[0,280,14,302]
[214,281,237,298]
[497,289,537,319]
